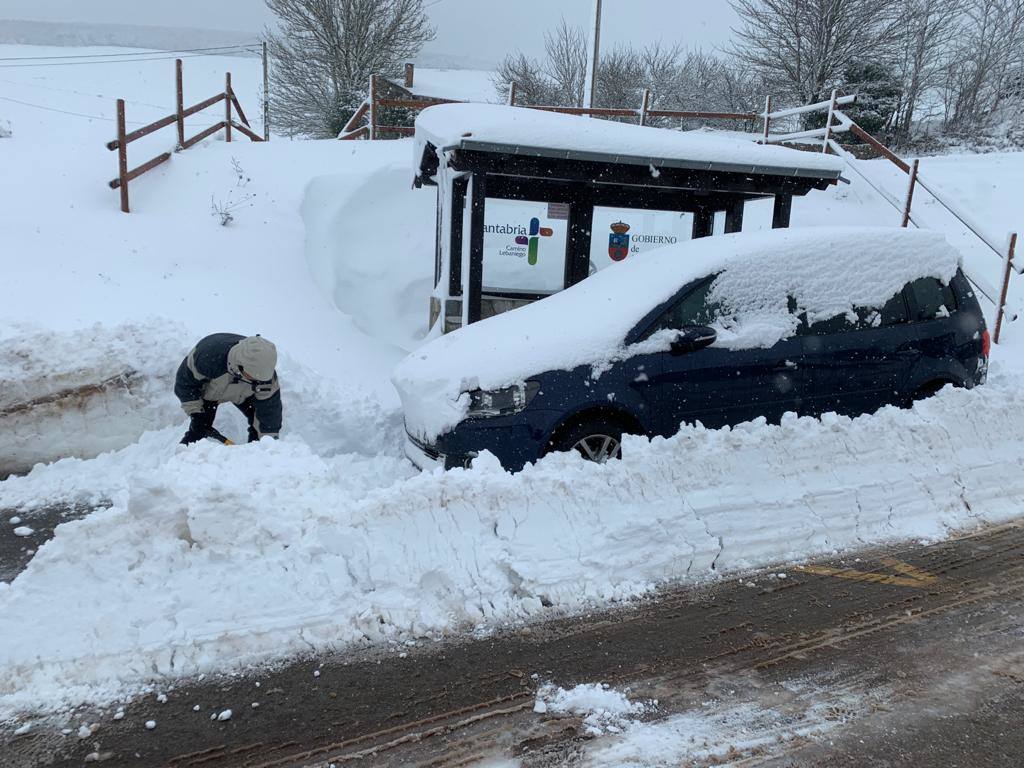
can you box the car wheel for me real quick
[911,380,949,404]
[550,417,630,464]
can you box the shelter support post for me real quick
[466,174,487,325]
[724,200,744,234]
[692,208,714,239]
[772,194,792,229]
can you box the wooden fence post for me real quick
[369,74,378,140]
[175,59,185,148]
[822,88,838,153]
[901,159,920,228]
[995,232,1018,344]
[225,72,232,142]
[761,94,772,143]
[639,89,651,126]
[507,81,518,106]
[116,99,129,213]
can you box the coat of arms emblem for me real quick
[608,221,631,261]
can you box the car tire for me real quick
[549,416,633,464]
[910,380,950,404]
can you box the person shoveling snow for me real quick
[174,334,282,445]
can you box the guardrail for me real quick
[107,59,264,213]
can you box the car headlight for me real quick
[466,381,540,418]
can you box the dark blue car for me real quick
[395,229,988,473]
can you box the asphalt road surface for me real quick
[3,520,1024,767]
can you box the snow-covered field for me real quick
[3,45,1024,719]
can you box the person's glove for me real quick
[180,402,217,445]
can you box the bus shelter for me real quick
[413,104,846,335]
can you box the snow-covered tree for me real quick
[729,0,901,106]
[264,0,434,138]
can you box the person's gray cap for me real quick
[228,336,277,382]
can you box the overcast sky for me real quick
[1,1,740,66]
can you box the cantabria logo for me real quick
[515,217,554,266]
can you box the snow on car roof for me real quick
[414,103,846,181]
[393,227,961,441]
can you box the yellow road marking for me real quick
[801,557,938,588]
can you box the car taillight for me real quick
[982,328,991,358]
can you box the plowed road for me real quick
[5,521,1024,767]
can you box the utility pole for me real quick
[584,0,602,111]
[262,41,270,141]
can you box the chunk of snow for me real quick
[14,722,31,735]
[113,709,124,720]
[217,709,232,721]
[9,516,21,525]
[13,526,34,537]
[192,705,200,712]
[145,720,156,730]
[77,723,92,738]
[156,693,167,703]
[535,682,652,736]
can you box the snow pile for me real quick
[414,103,845,178]
[1,375,1022,714]
[0,321,187,478]
[535,683,653,736]
[393,227,961,440]
[302,164,435,351]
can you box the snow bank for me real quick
[1,375,1021,715]
[302,162,435,351]
[0,322,404,512]
[414,103,845,178]
[0,321,187,478]
[393,227,961,441]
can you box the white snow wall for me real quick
[1,378,1022,713]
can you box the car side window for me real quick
[909,277,957,320]
[854,291,910,329]
[643,278,721,338]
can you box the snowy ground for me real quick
[3,45,1024,725]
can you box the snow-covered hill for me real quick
[3,45,1024,716]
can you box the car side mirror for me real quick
[669,325,717,355]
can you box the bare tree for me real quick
[493,20,588,106]
[888,0,960,141]
[265,0,434,138]
[730,0,901,106]
[941,0,1024,131]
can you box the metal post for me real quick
[724,200,745,233]
[175,59,185,148]
[586,0,602,110]
[822,88,838,153]
[901,159,920,228]
[507,81,518,106]
[994,232,1018,344]
[639,89,650,127]
[761,94,772,143]
[262,41,270,141]
[225,72,232,142]
[369,74,378,140]
[116,99,129,213]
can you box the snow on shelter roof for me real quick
[414,104,846,182]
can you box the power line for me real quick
[0,95,221,128]
[0,48,261,69]
[0,44,260,62]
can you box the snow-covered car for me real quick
[393,227,988,472]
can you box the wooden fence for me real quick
[107,59,264,213]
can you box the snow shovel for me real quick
[204,427,234,446]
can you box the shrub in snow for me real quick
[0,119,11,139]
